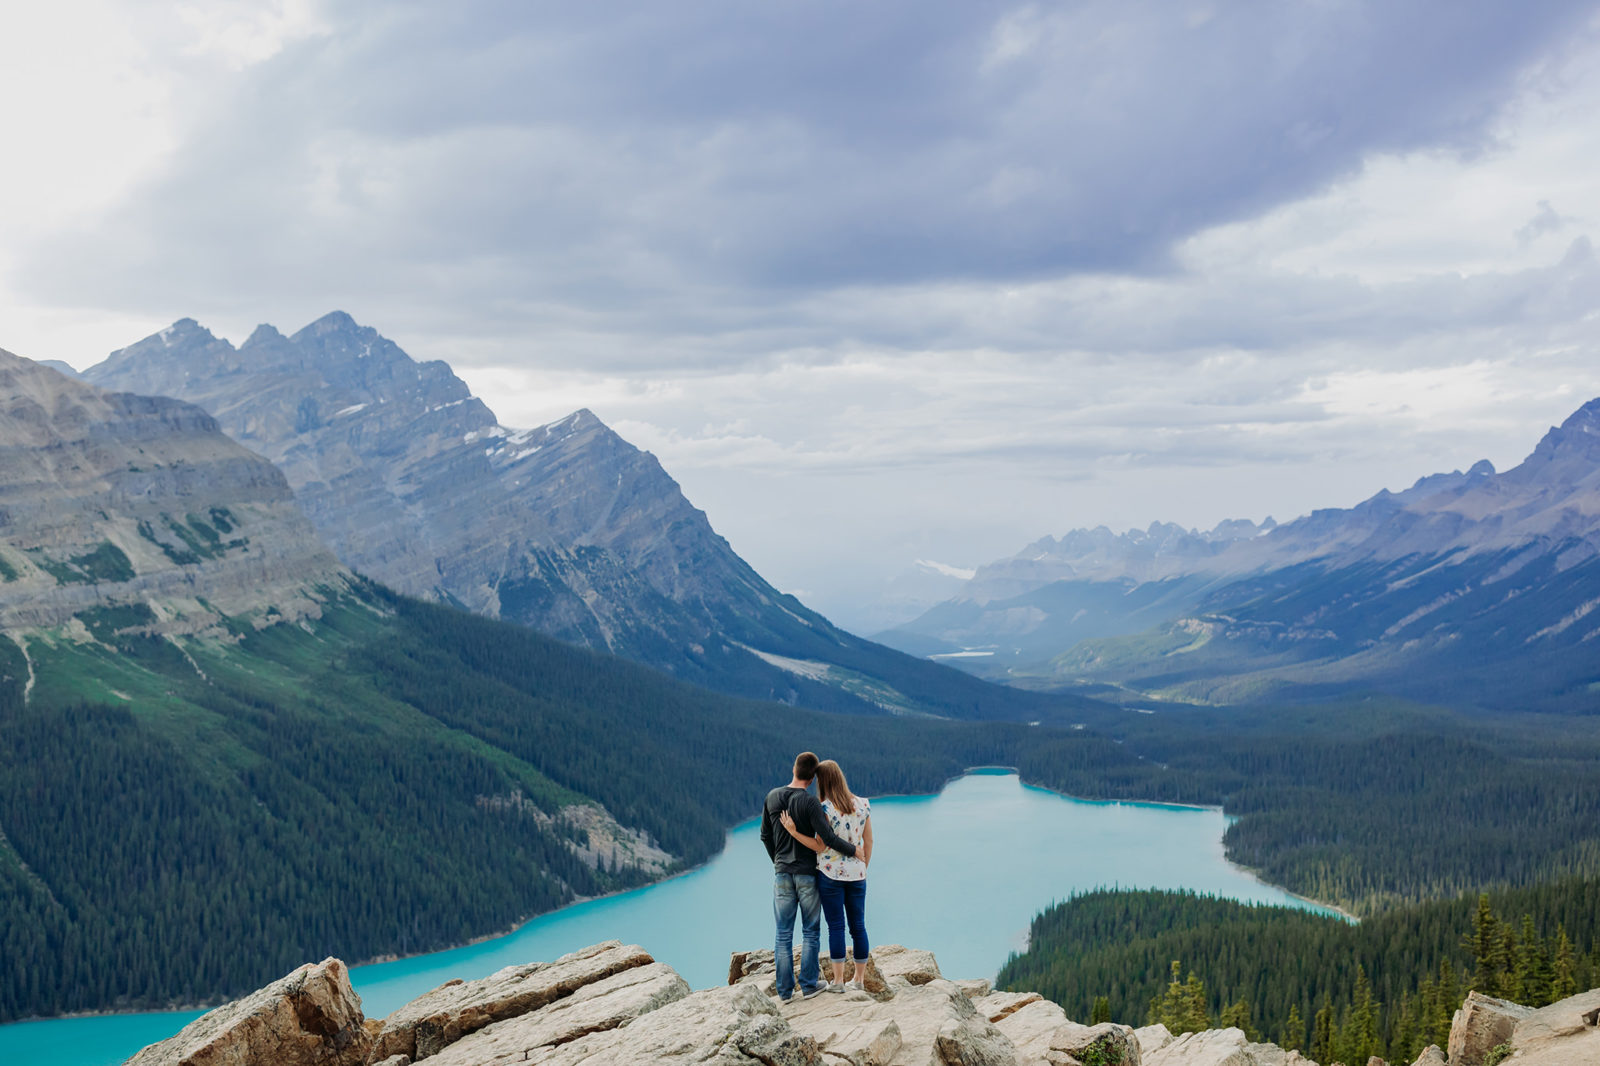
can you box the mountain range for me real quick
[882,399,1600,710]
[84,312,1049,720]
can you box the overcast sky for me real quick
[5,1,1600,630]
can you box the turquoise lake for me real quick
[1,770,1338,1065]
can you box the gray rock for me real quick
[1143,1027,1282,1066]
[782,973,1018,1066]
[1136,1025,1176,1055]
[973,991,1046,1023]
[874,944,944,986]
[124,957,370,1066]
[1448,992,1533,1066]
[990,998,1067,1061]
[526,983,821,1066]
[422,962,689,1065]
[1049,1021,1144,1066]
[1506,986,1600,1066]
[1410,1046,1447,1066]
[368,940,654,1061]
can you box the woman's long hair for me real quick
[815,760,857,816]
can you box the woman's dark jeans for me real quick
[816,873,869,963]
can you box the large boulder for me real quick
[973,991,1047,1024]
[1049,1021,1145,1066]
[420,962,689,1065]
[125,958,370,1066]
[1143,1027,1288,1066]
[516,983,821,1066]
[874,944,944,986]
[368,940,653,1061]
[990,999,1069,1061]
[1448,992,1533,1066]
[1136,1024,1176,1056]
[782,973,1020,1066]
[1506,987,1600,1066]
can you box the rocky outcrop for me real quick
[0,349,347,638]
[368,941,656,1061]
[127,941,1600,1066]
[1447,992,1533,1066]
[1475,986,1600,1066]
[1143,1027,1292,1066]
[125,957,370,1066]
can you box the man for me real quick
[760,751,859,1001]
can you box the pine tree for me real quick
[1431,959,1459,1049]
[1150,961,1189,1031]
[1466,894,1509,997]
[1282,1002,1305,1052]
[1550,926,1578,1003]
[1312,996,1336,1066]
[1390,991,1419,1065]
[1092,996,1112,1024]
[1181,972,1210,1034]
[1338,965,1380,1065]
[1514,914,1550,1006]
[1220,999,1260,1041]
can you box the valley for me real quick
[2,338,1598,1066]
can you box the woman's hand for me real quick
[779,810,825,853]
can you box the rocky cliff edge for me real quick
[123,941,1600,1066]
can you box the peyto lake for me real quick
[2,770,1338,1066]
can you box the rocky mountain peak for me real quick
[243,323,286,347]
[0,349,347,636]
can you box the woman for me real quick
[779,759,872,990]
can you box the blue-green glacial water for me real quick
[1,770,1339,1066]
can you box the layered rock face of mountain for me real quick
[887,400,1600,708]
[0,348,346,636]
[85,314,1046,719]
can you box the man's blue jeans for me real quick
[773,872,822,999]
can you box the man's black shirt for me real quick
[760,785,857,875]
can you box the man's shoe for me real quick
[800,984,826,999]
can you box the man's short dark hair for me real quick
[793,752,819,782]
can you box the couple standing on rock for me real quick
[760,751,875,1001]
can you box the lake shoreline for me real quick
[1,765,1351,1028]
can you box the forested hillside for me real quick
[1016,698,1600,915]
[999,883,1600,1066]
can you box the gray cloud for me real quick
[20,0,1598,366]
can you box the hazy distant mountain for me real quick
[887,399,1600,709]
[877,518,1273,674]
[85,313,1058,719]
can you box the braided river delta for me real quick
[2,770,1340,1066]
